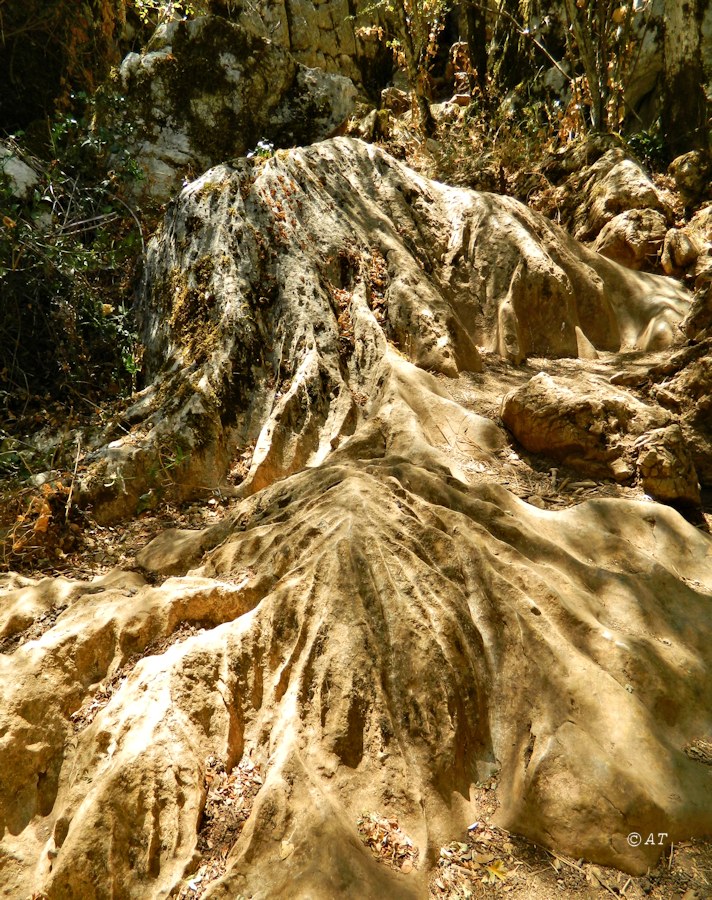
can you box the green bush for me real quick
[0,99,145,424]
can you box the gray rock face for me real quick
[219,0,385,86]
[0,142,39,200]
[100,16,357,200]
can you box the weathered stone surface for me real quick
[669,150,711,204]
[0,142,39,200]
[74,138,690,520]
[662,227,702,274]
[572,150,670,242]
[3,137,709,899]
[3,453,712,897]
[593,208,667,270]
[647,337,712,485]
[100,16,357,200]
[501,371,670,482]
[636,424,701,505]
[684,283,712,340]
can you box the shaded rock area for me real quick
[210,0,390,91]
[567,149,671,244]
[501,371,671,484]
[99,16,357,200]
[3,136,712,899]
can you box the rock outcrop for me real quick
[3,450,712,898]
[501,371,671,483]
[76,138,690,520]
[2,138,710,900]
[100,16,357,200]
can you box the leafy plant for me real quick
[0,97,147,424]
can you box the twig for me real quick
[107,192,145,254]
[65,438,81,522]
[548,851,584,873]
[668,842,674,869]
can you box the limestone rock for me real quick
[647,338,712,485]
[572,150,670,242]
[232,0,388,86]
[0,142,39,200]
[669,150,711,204]
[3,457,712,897]
[662,228,702,274]
[593,208,667,270]
[501,371,670,482]
[636,425,701,505]
[74,138,691,520]
[100,16,357,200]
[684,284,712,340]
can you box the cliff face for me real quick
[2,11,712,900]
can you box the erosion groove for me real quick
[1,137,711,899]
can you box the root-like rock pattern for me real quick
[2,452,712,897]
[2,139,710,899]
[78,138,690,521]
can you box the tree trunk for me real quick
[465,0,488,95]
[661,0,709,157]
[393,0,436,135]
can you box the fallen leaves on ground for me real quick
[432,822,516,896]
[357,811,419,873]
[177,753,264,899]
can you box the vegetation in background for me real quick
[0,95,146,429]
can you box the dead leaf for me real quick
[484,859,508,883]
[279,840,295,860]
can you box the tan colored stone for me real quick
[501,371,670,482]
[594,208,667,270]
[636,424,701,505]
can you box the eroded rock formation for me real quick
[2,138,711,899]
[77,138,691,520]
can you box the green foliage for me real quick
[130,0,202,25]
[626,127,667,172]
[0,96,146,423]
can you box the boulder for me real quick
[593,208,667,270]
[572,150,670,242]
[661,228,702,274]
[669,150,711,204]
[99,16,357,200]
[2,141,712,899]
[501,371,670,482]
[636,424,701,505]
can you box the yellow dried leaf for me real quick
[485,859,508,882]
[33,503,52,533]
